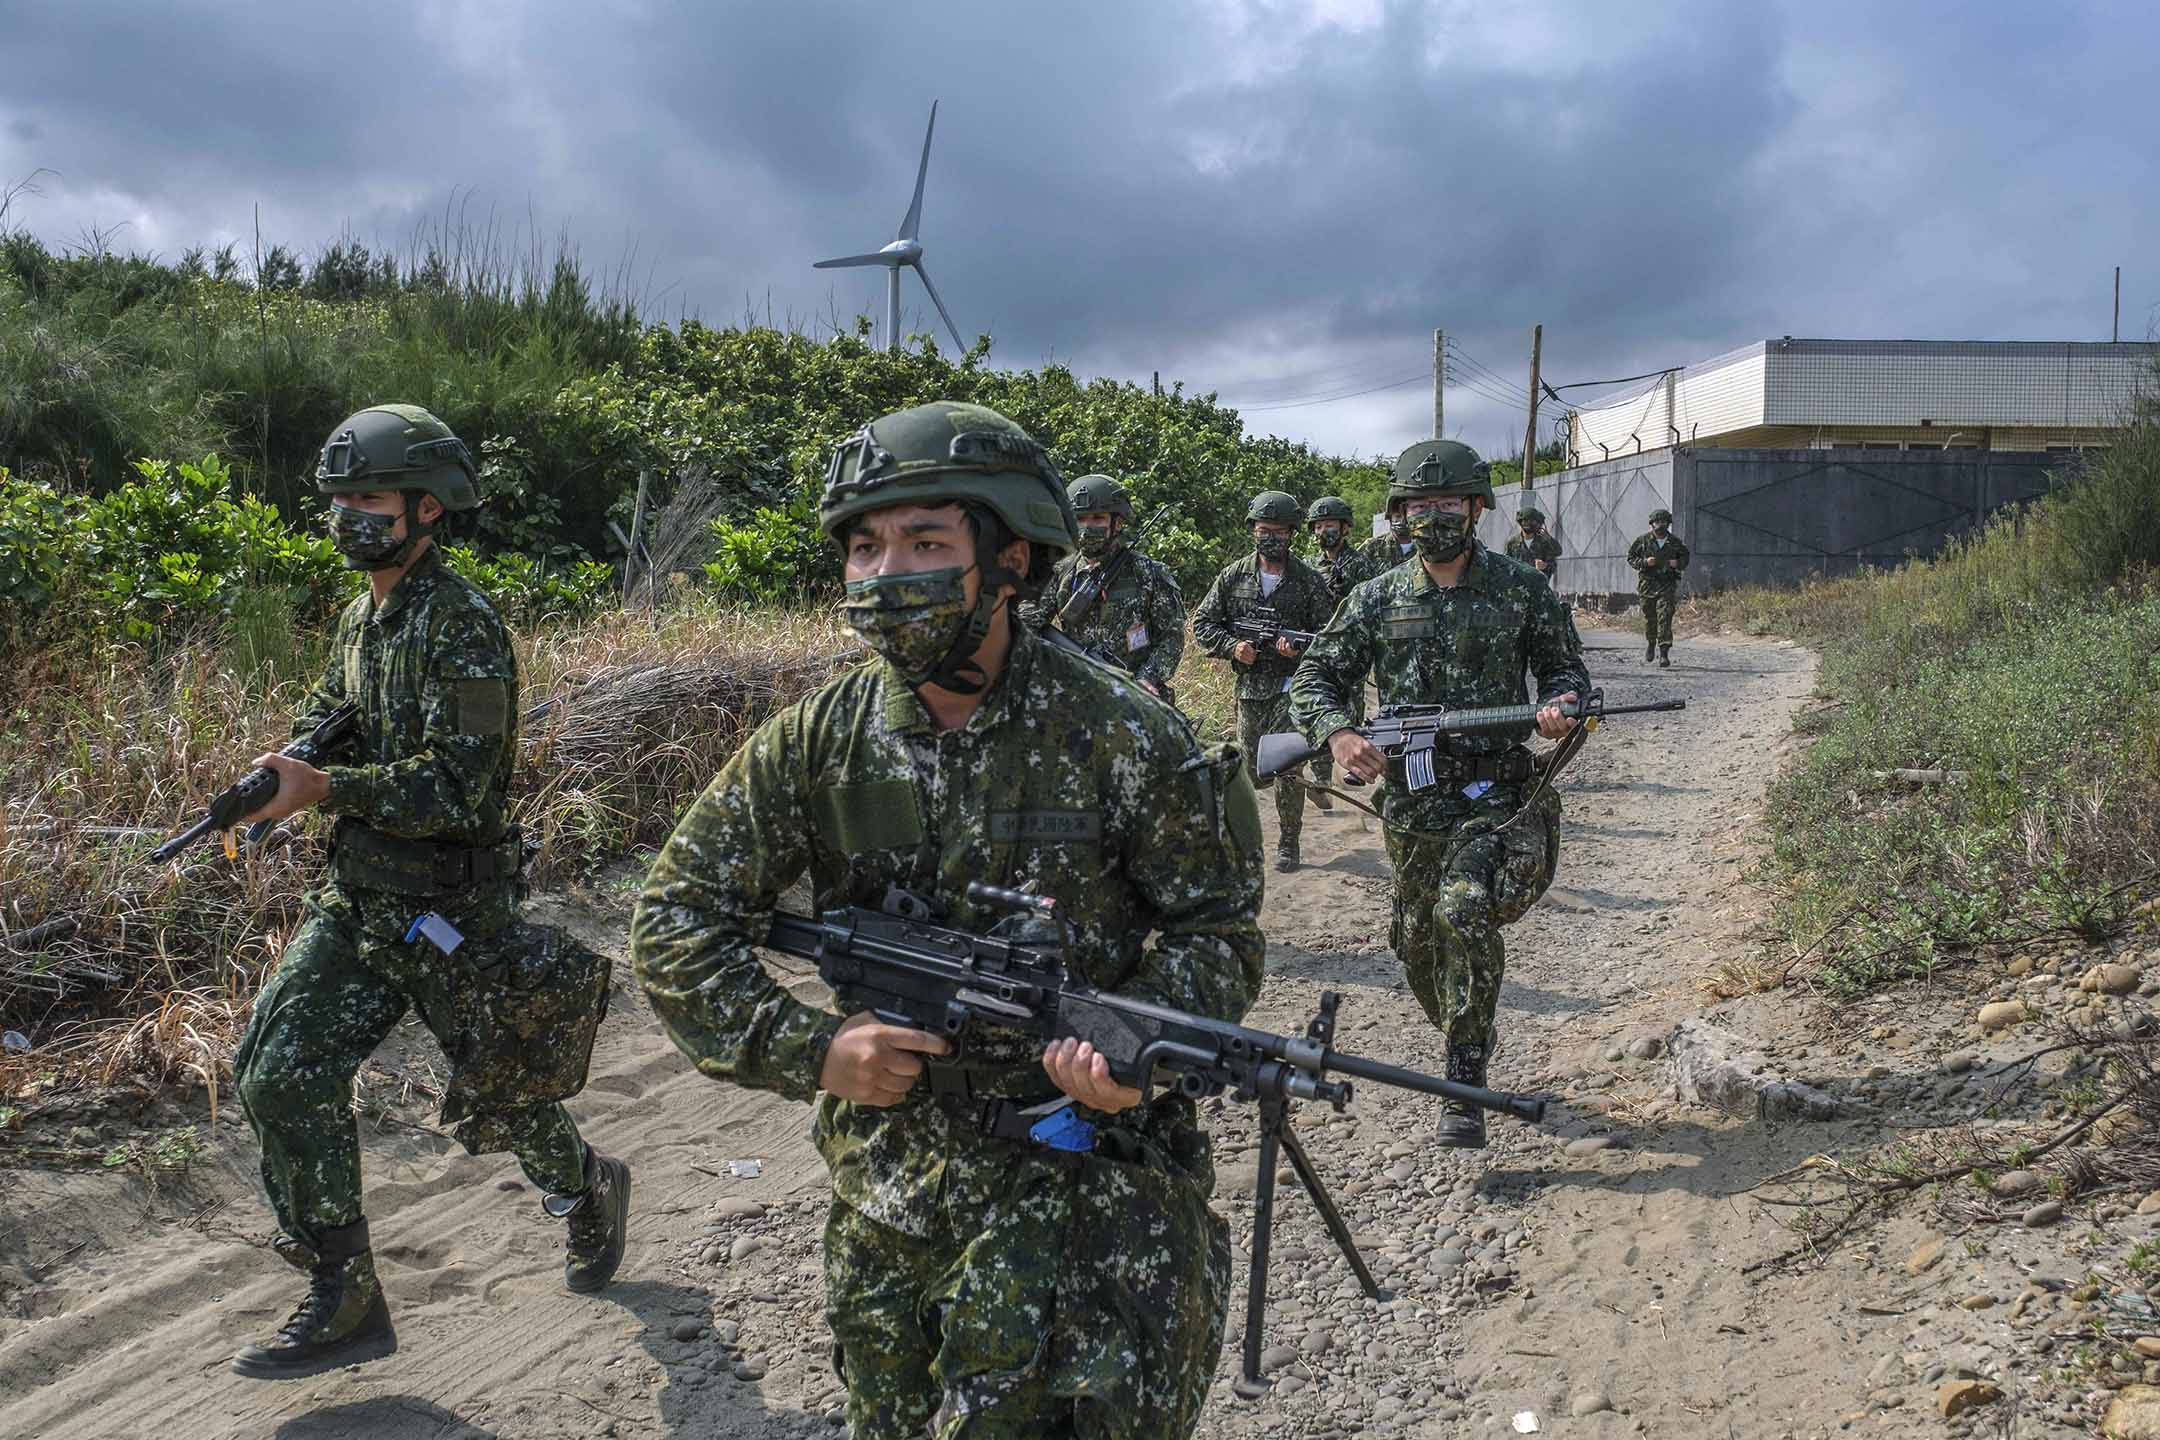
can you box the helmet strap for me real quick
[388,490,439,569]
[915,523,1027,696]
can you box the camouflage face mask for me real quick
[839,566,980,679]
[1408,509,1475,563]
[1076,524,1114,560]
[1313,525,1346,552]
[328,502,408,570]
[1388,514,1411,540]
[1254,534,1291,561]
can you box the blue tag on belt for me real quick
[1027,1103,1098,1153]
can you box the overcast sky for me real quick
[4,0,2154,459]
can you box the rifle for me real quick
[1254,687,1685,785]
[1228,604,1319,653]
[759,880,1549,1388]
[1052,505,1172,633]
[150,701,361,863]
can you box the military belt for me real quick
[1386,748,1536,792]
[332,819,522,897]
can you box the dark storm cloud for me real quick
[3,0,2155,457]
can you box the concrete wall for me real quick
[1479,445,2066,597]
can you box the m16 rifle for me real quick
[150,702,360,863]
[1254,688,1685,788]
[758,880,1549,1388]
[1052,505,1173,634]
[1228,604,1319,653]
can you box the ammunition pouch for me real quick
[439,919,611,1153]
[332,819,522,897]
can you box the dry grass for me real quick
[0,597,854,1101]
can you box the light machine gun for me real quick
[759,880,1550,1390]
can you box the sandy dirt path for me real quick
[8,627,1936,1440]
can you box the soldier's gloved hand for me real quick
[1274,637,1304,659]
[1327,728,1385,785]
[1536,691,1582,740]
[237,752,332,825]
[1043,1037,1141,1115]
[820,1012,953,1107]
[1233,641,1259,666]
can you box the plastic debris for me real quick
[1512,1414,1541,1435]
[2,1031,29,1054]
[726,1159,764,1179]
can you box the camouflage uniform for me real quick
[1190,551,1335,857]
[1627,523,1690,657]
[632,627,1265,1440]
[1030,547,1186,695]
[1505,530,1563,587]
[234,547,595,1241]
[1351,531,1413,587]
[1289,543,1587,1054]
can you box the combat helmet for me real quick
[1246,491,1302,525]
[1066,473,1133,519]
[1517,505,1545,525]
[820,401,1078,586]
[315,404,480,510]
[1390,440,1493,507]
[1307,495,1353,524]
[1648,507,1673,524]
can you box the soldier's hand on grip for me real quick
[1042,1036,1142,1115]
[1327,728,1386,784]
[819,1013,953,1107]
[1535,692,1581,739]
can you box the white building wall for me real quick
[1570,344,1765,460]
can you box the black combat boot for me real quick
[1274,841,1300,874]
[1658,645,1671,668]
[232,1218,396,1378]
[550,1147,631,1294]
[1643,640,1656,663]
[1310,785,1334,812]
[1435,1043,1490,1150]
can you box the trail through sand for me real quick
[8,628,1955,1440]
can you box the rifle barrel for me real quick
[1328,1048,1547,1122]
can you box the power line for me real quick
[1442,341,1530,404]
[1232,370,1430,412]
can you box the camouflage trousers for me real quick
[1237,694,1307,849]
[1382,788,1562,1049]
[1641,587,1678,648]
[234,889,589,1248]
[823,1138,1231,1439]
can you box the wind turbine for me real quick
[815,101,967,354]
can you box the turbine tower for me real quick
[815,101,966,354]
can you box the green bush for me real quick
[440,545,615,625]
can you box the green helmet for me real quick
[315,404,480,510]
[1390,440,1493,507]
[1307,495,1353,524]
[1517,505,1545,524]
[1246,491,1301,525]
[1067,473,1133,519]
[1649,507,1673,524]
[819,401,1077,581]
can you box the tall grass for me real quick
[1705,399,2160,994]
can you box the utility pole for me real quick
[1521,324,1542,492]
[2114,267,2121,343]
[1432,328,1445,438]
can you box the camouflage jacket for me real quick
[1505,531,1563,584]
[1191,552,1337,702]
[1289,543,1590,828]
[1026,546,1186,689]
[1308,540,1370,603]
[630,624,1266,1234]
[290,547,521,929]
[1627,532,1690,591]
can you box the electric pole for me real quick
[1432,328,1445,438]
[1521,324,1543,493]
[2115,267,2122,343]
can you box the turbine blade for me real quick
[898,100,936,241]
[912,260,966,352]
[813,252,892,269]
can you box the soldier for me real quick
[1029,472,1185,701]
[1306,494,1362,603]
[1352,481,1418,580]
[1192,491,1335,872]
[631,401,1264,1440]
[228,405,626,1379]
[1506,505,1563,587]
[1290,440,1587,1148]
[1626,507,1689,666]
